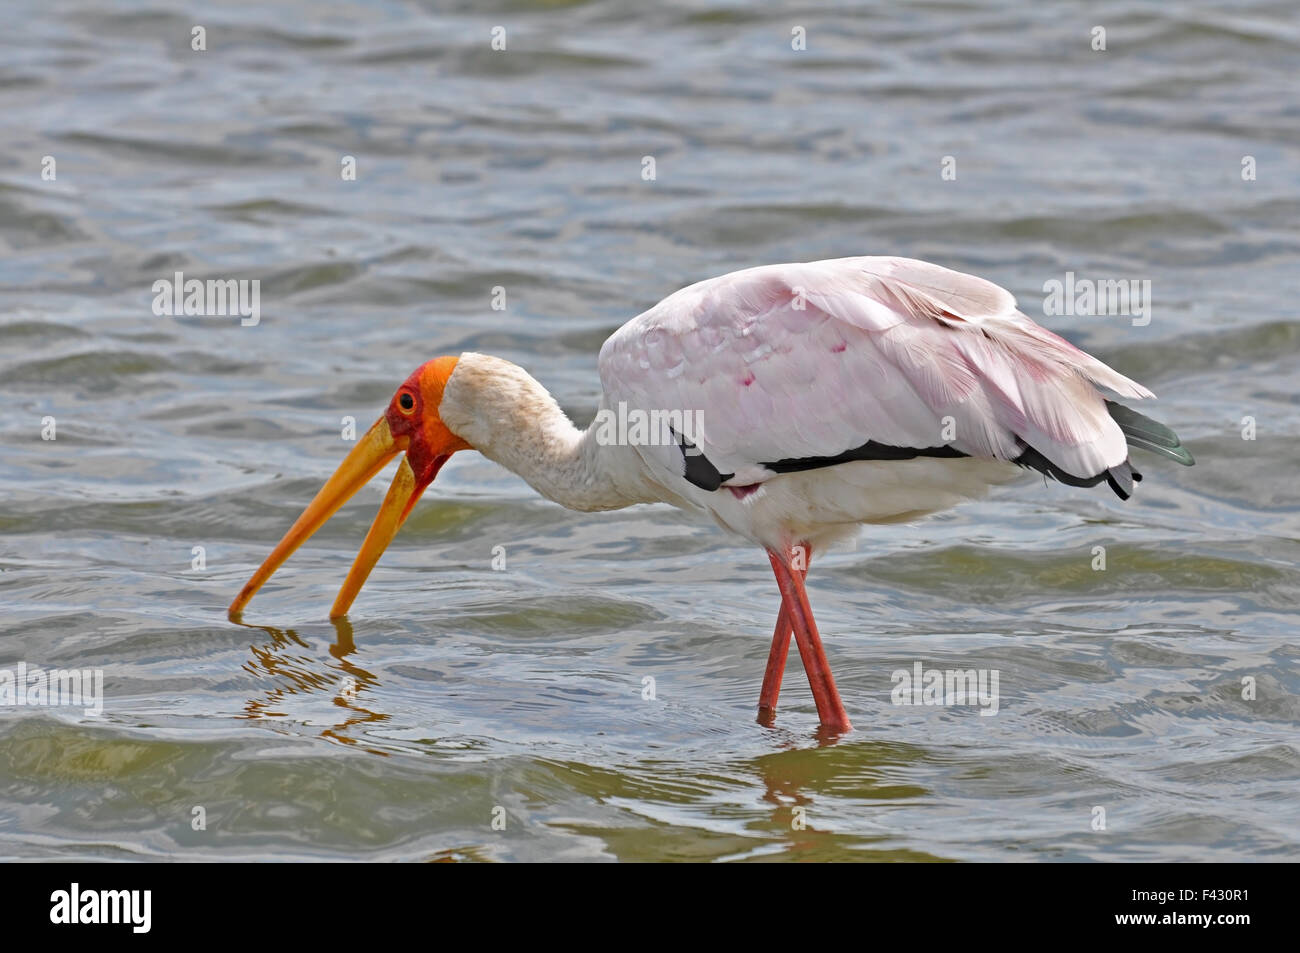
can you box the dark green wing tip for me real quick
[1105,400,1195,467]
[1136,440,1195,466]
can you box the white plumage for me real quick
[595,256,1153,552]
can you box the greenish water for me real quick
[1,0,1298,861]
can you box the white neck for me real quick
[440,352,662,512]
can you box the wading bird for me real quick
[229,257,1193,733]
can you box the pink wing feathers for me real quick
[598,257,1152,494]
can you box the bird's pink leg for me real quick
[757,548,810,724]
[767,548,852,733]
[757,601,791,723]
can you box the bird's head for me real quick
[382,355,472,486]
[228,355,471,620]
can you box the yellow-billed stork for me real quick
[229,256,1194,733]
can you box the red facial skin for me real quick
[384,356,471,511]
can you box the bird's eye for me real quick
[398,392,415,413]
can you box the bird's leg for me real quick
[767,548,852,733]
[756,546,811,725]
[756,602,791,724]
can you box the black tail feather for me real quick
[1014,398,1198,502]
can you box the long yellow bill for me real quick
[329,454,426,617]
[228,417,427,619]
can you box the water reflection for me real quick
[744,742,945,861]
[235,617,390,754]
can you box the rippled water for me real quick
[1,0,1298,861]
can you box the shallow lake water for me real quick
[0,0,1297,860]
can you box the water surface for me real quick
[1,0,1298,861]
